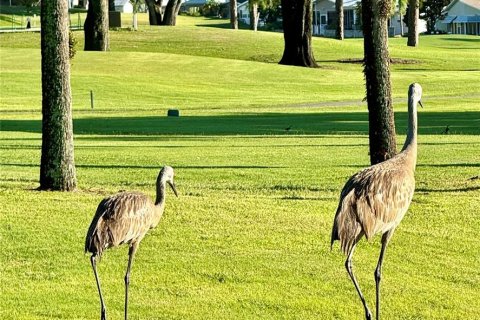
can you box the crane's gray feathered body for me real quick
[331,83,422,320]
[331,150,416,254]
[85,191,165,257]
[85,166,177,320]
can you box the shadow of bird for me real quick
[85,166,178,320]
[443,125,450,134]
[285,125,292,132]
[331,83,423,320]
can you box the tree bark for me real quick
[335,0,344,40]
[230,0,238,29]
[250,2,259,31]
[84,0,109,51]
[279,0,318,67]
[40,0,77,191]
[362,0,396,165]
[407,0,419,46]
[145,0,163,25]
[163,0,181,25]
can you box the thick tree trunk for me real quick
[335,0,344,40]
[230,0,238,29]
[40,0,77,191]
[250,3,259,31]
[84,0,109,51]
[362,0,396,165]
[407,0,419,46]
[145,0,163,25]
[163,0,180,25]
[279,0,318,67]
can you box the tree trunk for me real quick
[335,0,344,40]
[279,0,318,67]
[362,0,396,165]
[407,0,419,46]
[133,12,138,30]
[163,0,180,25]
[250,2,259,31]
[174,0,182,24]
[84,0,109,51]
[40,0,77,191]
[400,10,404,36]
[145,0,163,25]
[230,0,238,29]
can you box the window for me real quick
[344,10,354,30]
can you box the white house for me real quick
[115,0,134,13]
[436,0,480,35]
[312,0,424,38]
[237,1,250,25]
[182,0,228,13]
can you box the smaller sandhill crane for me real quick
[85,166,178,320]
[331,83,423,320]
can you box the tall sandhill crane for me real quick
[85,166,178,320]
[331,83,423,320]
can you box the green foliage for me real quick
[420,0,452,33]
[18,0,39,11]
[200,0,221,17]
[129,0,145,14]
[0,17,479,319]
[68,31,78,60]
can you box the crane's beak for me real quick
[168,181,178,197]
[419,100,423,108]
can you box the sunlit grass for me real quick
[1,17,479,319]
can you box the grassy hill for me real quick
[1,16,479,319]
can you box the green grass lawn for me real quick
[1,16,479,319]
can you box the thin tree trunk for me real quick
[362,0,396,164]
[133,12,138,30]
[279,0,318,67]
[407,0,419,46]
[400,12,404,36]
[84,0,109,51]
[250,3,258,31]
[230,0,238,29]
[40,0,77,191]
[335,0,344,40]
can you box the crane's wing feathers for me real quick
[332,161,415,254]
[85,192,155,257]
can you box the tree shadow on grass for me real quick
[1,111,479,136]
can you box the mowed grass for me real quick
[1,16,480,319]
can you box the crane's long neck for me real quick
[401,95,418,170]
[155,176,166,207]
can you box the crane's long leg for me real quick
[91,255,107,320]
[375,231,393,320]
[125,242,139,320]
[345,241,372,320]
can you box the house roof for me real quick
[455,15,480,22]
[440,15,457,23]
[444,0,480,13]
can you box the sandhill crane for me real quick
[85,166,178,320]
[331,83,423,320]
